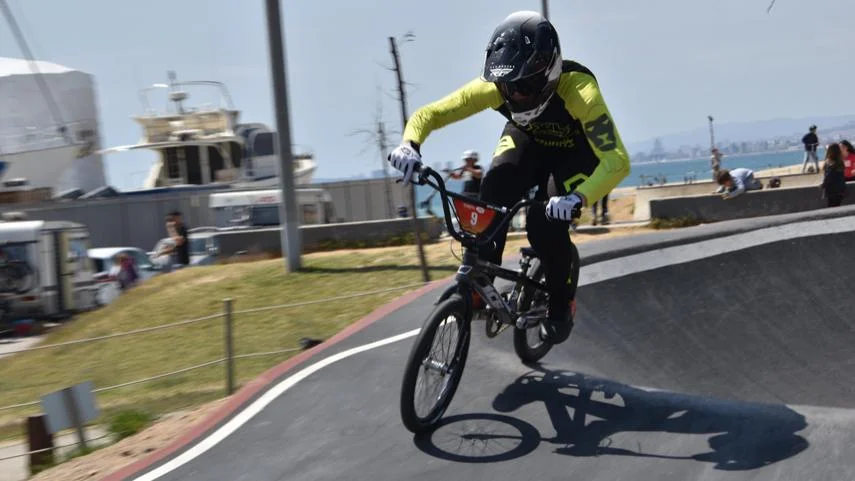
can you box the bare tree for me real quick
[349,91,396,219]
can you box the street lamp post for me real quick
[264,0,301,271]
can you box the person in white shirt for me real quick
[715,168,763,199]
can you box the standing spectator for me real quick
[801,125,820,173]
[590,193,610,225]
[820,143,847,207]
[710,148,723,181]
[157,211,190,268]
[448,150,484,198]
[840,140,855,181]
[169,211,190,267]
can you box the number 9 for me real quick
[470,212,479,225]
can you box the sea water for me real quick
[414,150,814,215]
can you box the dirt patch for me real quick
[30,399,227,481]
[187,273,231,286]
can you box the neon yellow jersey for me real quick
[403,61,630,204]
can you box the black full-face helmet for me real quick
[481,11,562,126]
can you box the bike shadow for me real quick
[415,365,809,471]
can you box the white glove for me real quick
[388,142,421,185]
[546,193,583,221]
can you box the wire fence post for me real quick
[26,415,54,474]
[223,298,235,395]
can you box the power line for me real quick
[767,0,777,13]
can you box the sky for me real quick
[0,0,852,190]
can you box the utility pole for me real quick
[541,0,550,20]
[389,36,430,283]
[708,115,715,151]
[377,121,394,219]
[264,0,301,271]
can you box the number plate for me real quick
[452,198,497,235]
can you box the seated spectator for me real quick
[840,140,855,181]
[114,253,139,290]
[821,143,847,207]
[715,168,763,199]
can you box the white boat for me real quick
[99,72,316,189]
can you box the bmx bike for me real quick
[399,164,581,433]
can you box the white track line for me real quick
[133,215,855,480]
[132,329,421,481]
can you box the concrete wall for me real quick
[649,181,855,222]
[215,217,444,257]
[634,172,823,220]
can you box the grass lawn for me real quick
[0,227,649,440]
[0,237,535,438]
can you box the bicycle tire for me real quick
[400,294,470,433]
[513,243,580,363]
[513,258,552,363]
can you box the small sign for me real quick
[40,381,99,435]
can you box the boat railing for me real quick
[138,80,237,117]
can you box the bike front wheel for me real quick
[400,294,470,433]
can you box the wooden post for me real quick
[26,415,54,474]
[224,298,235,395]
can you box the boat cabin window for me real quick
[185,147,202,184]
[229,142,242,169]
[253,132,275,157]
[165,148,182,179]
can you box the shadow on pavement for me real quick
[415,366,809,471]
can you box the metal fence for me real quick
[0,282,427,462]
[0,178,412,251]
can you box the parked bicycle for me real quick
[400,164,581,433]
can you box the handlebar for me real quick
[411,164,573,247]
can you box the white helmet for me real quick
[461,150,479,161]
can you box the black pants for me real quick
[479,122,593,314]
[828,195,844,207]
[591,193,609,217]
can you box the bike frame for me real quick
[414,166,549,325]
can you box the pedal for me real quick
[515,307,548,329]
[485,313,510,338]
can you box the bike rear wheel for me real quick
[513,258,552,364]
[513,243,580,364]
[400,294,470,433]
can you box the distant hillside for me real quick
[626,114,855,154]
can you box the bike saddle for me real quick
[519,247,538,258]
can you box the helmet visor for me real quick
[498,72,550,112]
